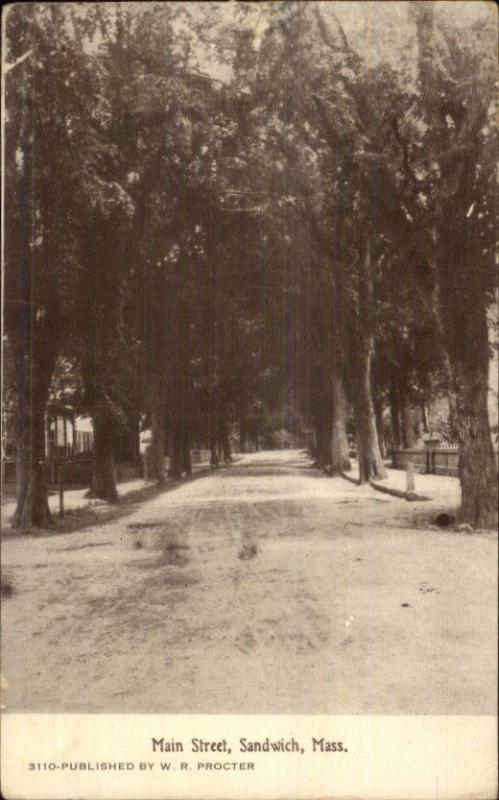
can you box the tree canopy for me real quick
[3,1,497,529]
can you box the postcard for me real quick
[1,2,497,798]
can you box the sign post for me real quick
[406,462,415,494]
[57,464,64,518]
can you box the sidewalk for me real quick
[343,461,461,505]
[1,479,147,525]
[1,463,212,525]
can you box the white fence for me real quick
[392,447,498,477]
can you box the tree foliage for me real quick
[4,1,497,528]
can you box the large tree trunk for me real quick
[353,349,387,483]
[352,241,387,483]
[420,402,429,435]
[454,361,498,529]
[168,428,182,479]
[330,222,350,474]
[181,428,192,475]
[330,370,350,474]
[313,407,331,469]
[13,395,53,529]
[89,403,119,503]
[5,73,58,530]
[128,409,142,468]
[239,417,248,454]
[168,412,192,479]
[208,385,221,467]
[148,378,166,484]
[413,1,497,527]
[11,330,59,530]
[315,430,331,469]
[166,275,193,479]
[219,416,232,463]
[210,436,220,468]
[374,392,387,459]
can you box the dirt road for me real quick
[1,450,496,713]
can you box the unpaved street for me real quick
[1,450,496,714]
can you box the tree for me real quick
[410,2,498,526]
[4,1,496,530]
[4,5,98,525]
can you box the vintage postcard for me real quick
[1,1,497,798]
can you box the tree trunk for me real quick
[330,370,350,473]
[168,430,182,479]
[181,428,192,475]
[11,333,59,530]
[166,277,192,479]
[315,429,331,469]
[454,362,498,528]
[401,403,416,449]
[89,403,119,502]
[413,2,497,527]
[374,392,387,459]
[389,377,402,450]
[181,318,193,476]
[167,377,192,479]
[5,83,57,530]
[12,396,53,529]
[330,218,350,474]
[239,419,248,454]
[420,402,429,434]
[128,409,142,468]
[148,381,166,484]
[220,418,232,463]
[313,407,331,469]
[353,240,387,483]
[353,349,387,483]
[210,436,220,468]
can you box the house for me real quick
[1,405,94,485]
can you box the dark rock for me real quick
[435,513,454,528]
[1,577,15,598]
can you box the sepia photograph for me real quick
[1,1,497,798]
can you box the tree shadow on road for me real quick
[0,466,215,541]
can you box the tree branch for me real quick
[3,49,33,74]
[314,6,350,52]
[390,116,417,184]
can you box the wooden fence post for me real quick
[57,465,64,518]
[406,462,415,494]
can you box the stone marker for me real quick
[406,462,415,494]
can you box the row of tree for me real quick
[4,2,498,529]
